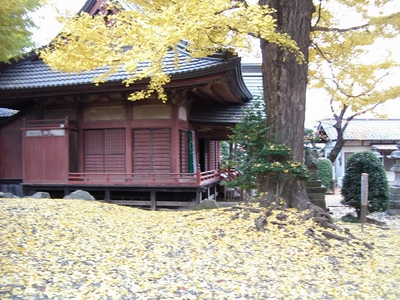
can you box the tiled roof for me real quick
[187,63,263,125]
[190,98,264,125]
[190,102,252,125]
[319,118,400,141]
[0,49,229,90]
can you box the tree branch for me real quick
[346,101,382,124]
[330,97,338,120]
[233,0,249,8]
[312,0,323,28]
[326,69,391,99]
[311,24,369,33]
[214,2,247,15]
[311,41,332,63]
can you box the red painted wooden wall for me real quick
[0,118,24,180]
[23,135,69,183]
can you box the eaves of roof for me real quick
[0,51,231,92]
[0,0,253,109]
[0,50,252,109]
[190,98,262,125]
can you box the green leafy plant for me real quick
[224,99,309,200]
[341,213,360,223]
[318,158,333,191]
[220,140,230,166]
[341,151,389,217]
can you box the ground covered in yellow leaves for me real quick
[1,198,399,299]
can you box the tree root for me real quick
[222,200,375,251]
[255,214,267,232]
[224,206,263,213]
[254,205,375,251]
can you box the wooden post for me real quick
[104,189,111,203]
[196,188,202,204]
[150,190,156,210]
[125,101,133,174]
[361,173,368,231]
[64,187,70,197]
[196,165,201,185]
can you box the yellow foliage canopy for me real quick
[40,0,399,112]
[0,0,45,63]
[310,0,400,115]
[40,0,303,102]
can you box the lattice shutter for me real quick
[209,140,220,170]
[84,130,104,173]
[84,129,125,173]
[133,128,171,173]
[179,130,189,173]
[104,129,125,172]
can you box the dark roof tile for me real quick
[0,50,228,90]
[190,99,263,125]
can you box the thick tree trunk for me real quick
[259,0,315,209]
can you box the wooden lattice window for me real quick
[84,129,125,173]
[209,140,219,170]
[179,130,189,173]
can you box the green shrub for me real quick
[318,158,333,190]
[225,99,309,199]
[341,151,389,216]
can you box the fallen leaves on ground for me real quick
[0,198,399,299]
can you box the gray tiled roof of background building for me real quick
[319,118,400,141]
[0,49,229,90]
[242,63,263,98]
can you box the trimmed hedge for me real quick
[341,151,389,216]
[318,158,333,190]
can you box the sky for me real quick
[30,0,86,46]
[31,0,399,128]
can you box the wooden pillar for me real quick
[125,100,133,174]
[196,168,201,185]
[104,189,111,202]
[64,187,70,197]
[150,190,156,210]
[77,102,84,173]
[170,106,180,174]
[196,188,202,203]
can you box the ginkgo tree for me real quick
[309,0,400,163]
[40,0,399,210]
[0,0,45,63]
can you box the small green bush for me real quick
[318,158,333,190]
[225,99,309,199]
[341,151,389,216]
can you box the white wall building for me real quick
[318,118,400,186]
